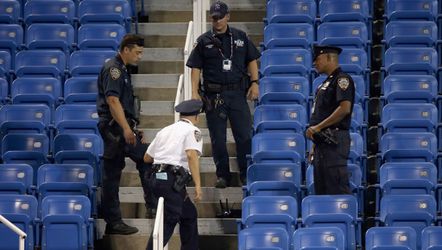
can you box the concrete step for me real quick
[133,74,178,101]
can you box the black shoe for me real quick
[215,178,228,188]
[105,221,139,235]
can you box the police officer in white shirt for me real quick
[144,99,203,250]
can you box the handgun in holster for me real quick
[198,89,213,112]
[172,167,192,192]
[313,128,338,145]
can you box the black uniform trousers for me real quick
[312,130,352,195]
[98,121,153,225]
[205,90,252,182]
[146,170,198,250]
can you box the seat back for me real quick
[24,0,76,25]
[319,0,369,22]
[0,24,23,52]
[251,132,305,164]
[0,0,20,24]
[64,76,98,104]
[0,50,11,77]
[253,104,307,134]
[26,23,75,52]
[238,227,289,250]
[365,226,417,250]
[53,133,103,157]
[2,133,50,155]
[259,76,309,105]
[380,132,437,162]
[78,0,130,25]
[385,21,437,47]
[386,0,438,21]
[15,50,66,78]
[0,78,8,104]
[11,77,62,107]
[78,24,126,50]
[382,75,437,103]
[384,47,438,75]
[421,226,442,250]
[351,104,364,133]
[260,49,311,76]
[0,164,33,194]
[55,104,99,134]
[0,104,51,136]
[338,48,367,75]
[69,50,115,76]
[263,23,314,49]
[266,0,316,24]
[317,22,368,48]
[381,103,438,132]
[293,227,346,250]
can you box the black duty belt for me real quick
[204,82,242,93]
[153,163,183,172]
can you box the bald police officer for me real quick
[97,34,152,234]
[187,0,261,188]
[306,45,354,195]
[144,99,203,250]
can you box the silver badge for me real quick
[194,130,202,142]
[320,81,330,90]
[338,77,350,90]
[110,67,121,80]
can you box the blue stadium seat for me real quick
[312,75,366,106]
[384,21,438,48]
[317,22,369,49]
[15,50,66,78]
[319,0,370,22]
[0,78,8,104]
[69,50,115,76]
[78,0,131,30]
[422,226,442,250]
[0,104,51,139]
[365,226,417,250]
[379,195,437,249]
[240,196,297,236]
[251,132,305,164]
[351,104,366,135]
[0,164,33,194]
[263,23,314,49]
[254,104,307,134]
[380,132,437,162]
[0,24,23,53]
[385,0,438,21]
[0,50,12,78]
[0,194,37,250]
[41,195,92,250]
[382,75,437,104]
[349,133,364,166]
[266,0,316,24]
[379,162,437,196]
[77,24,126,50]
[381,103,437,133]
[55,104,99,134]
[24,0,76,25]
[338,48,368,75]
[301,195,359,250]
[383,47,438,75]
[0,0,20,24]
[64,76,98,104]
[11,77,62,109]
[259,76,309,105]
[293,227,346,250]
[260,49,311,76]
[238,227,289,250]
[26,24,75,53]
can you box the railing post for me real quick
[153,197,166,250]
[0,214,27,250]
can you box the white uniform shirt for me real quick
[146,119,203,171]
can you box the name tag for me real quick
[155,172,168,180]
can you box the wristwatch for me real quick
[250,79,259,85]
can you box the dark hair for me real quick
[119,34,144,51]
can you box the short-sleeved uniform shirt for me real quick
[146,119,203,172]
[309,67,355,130]
[96,54,136,122]
[186,26,261,85]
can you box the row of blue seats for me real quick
[0,194,93,250]
[0,23,127,52]
[239,226,442,250]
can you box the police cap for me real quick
[210,1,229,19]
[175,99,203,116]
[313,45,342,61]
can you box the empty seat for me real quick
[293,227,346,250]
[78,0,131,26]
[15,50,66,78]
[24,0,76,25]
[251,132,305,164]
[349,132,364,166]
[0,24,23,53]
[266,0,316,24]
[69,50,115,76]
[385,0,438,21]
[263,23,314,49]
[338,48,368,75]
[0,50,12,78]
[26,24,75,52]
[382,75,438,104]
[0,104,51,138]
[365,226,417,250]
[319,0,370,22]
[0,78,8,104]
[78,24,126,50]
[0,194,38,250]
[380,132,437,162]
[55,104,99,134]
[0,164,33,194]
[351,104,365,134]
[259,76,309,105]
[254,104,307,134]
[0,0,20,24]
[11,77,62,109]
[381,103,438,133]
[384,47,438,75]
[421,226,442,250]
[41,195,92,250]
[238,227,289,250]
[384,21,438,48]
[317,22,369,49]
[64,76,98,104]
[260,49,311,76]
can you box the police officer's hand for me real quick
[247,82,259,101]
[124,128,137,145]
[306,125,320,140]
[194,186,202,202]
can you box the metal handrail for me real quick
[174,74,185,122]
[152,197,166,250]
[0,214,27,250]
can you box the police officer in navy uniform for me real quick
[144,99,203,250]
[186,1,261,188]
[306,45,354,195]
[97,34,153,234]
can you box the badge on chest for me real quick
[320,81,330,90]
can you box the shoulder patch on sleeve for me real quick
[194,130,202,142]
[110,67,121,80]
[338,77,350,90]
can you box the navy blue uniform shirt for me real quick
[186,26,261,85]
[310,67,355,130]
[97,54,136,122]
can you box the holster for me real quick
[199,89,213,112]
[313,128,338,145]
[172,167,192,193]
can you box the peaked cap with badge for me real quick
[175,99,203,116]
[313,45,343,61]
[210,1,229,19]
